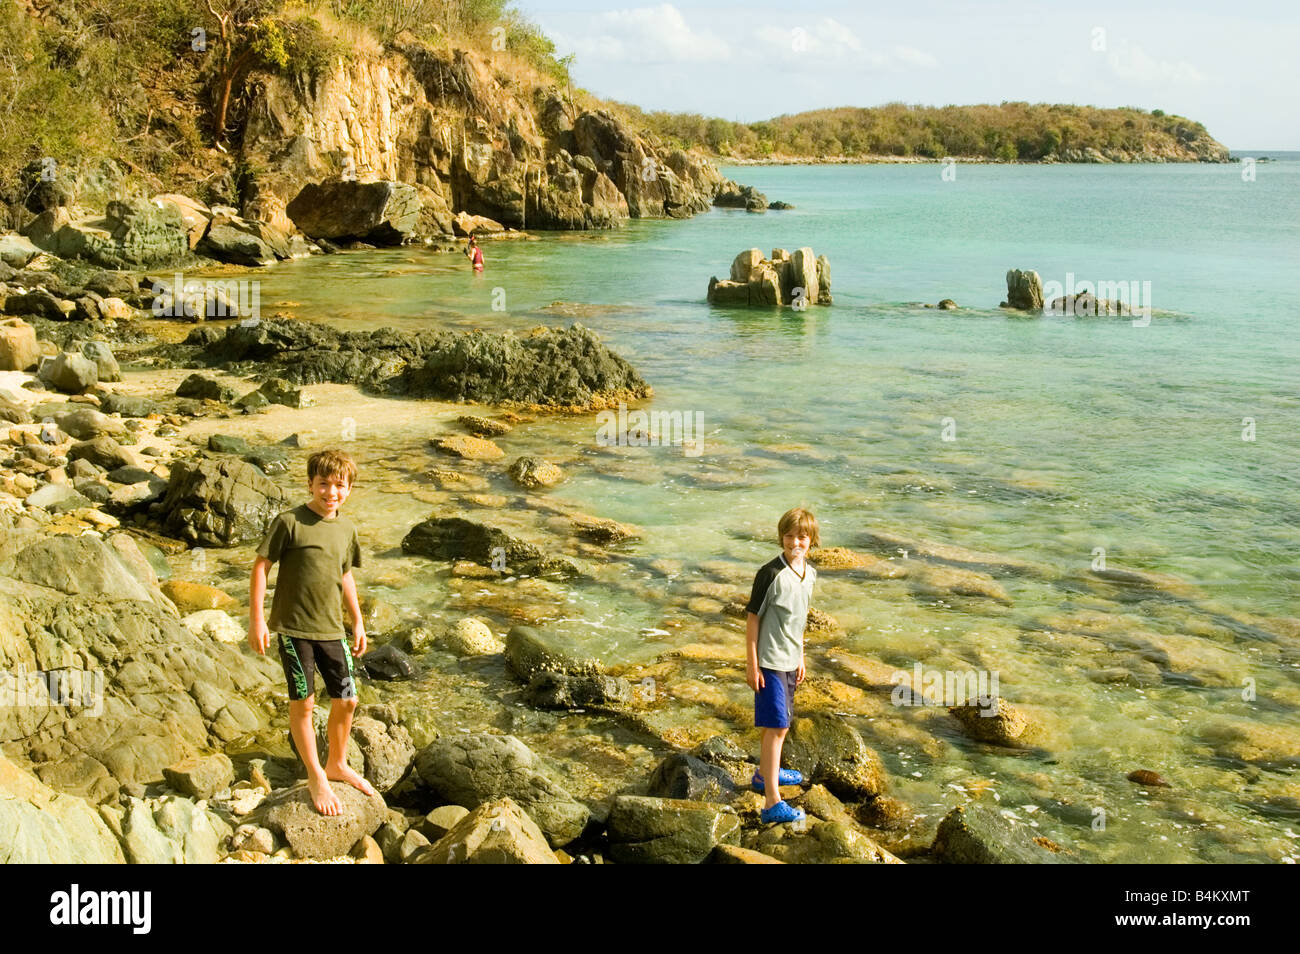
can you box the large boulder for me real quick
[606,795,741,864]
[646,752,737,801]
[0,531,280,802]
[37,350,98,394]
[1004,269,1044,311]
[101,794,231,864]
[413,733,590,847]
[151,194,211,249]
[782,714,887,799]
[198,214,291,266]
[286,180,420,245]
[28,403,125,440]
[523,671,632,710]
[44,199,189,268]
[0,317,39,371]
[0,754,125,863]
[80,341,121,383]
[401,323,651,408]
[4,287,71,321]
[257,782,387,859]
[157,458,288,547]
[0,233,41,269]
[411,797,559,864]
[349,714,416,793]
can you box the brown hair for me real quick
[777,507,820,548]
[307,449,357,487]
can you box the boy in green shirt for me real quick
[249,449,375,815]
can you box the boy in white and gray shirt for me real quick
[745,506,819,824]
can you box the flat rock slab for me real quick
[258,782,387,859]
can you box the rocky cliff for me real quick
[238,40,730,238]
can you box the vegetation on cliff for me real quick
[618,101,1229,163]
[0,0,577,200]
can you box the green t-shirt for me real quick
[256,503,362,640]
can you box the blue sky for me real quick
[514,0,1300,149]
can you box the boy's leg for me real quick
[279,634,342,815]
[760,727,789,810]
[319,638,377,797]
[288,697,342,816]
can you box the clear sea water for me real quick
[196,161,1300,862]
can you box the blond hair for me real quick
[307,449,357,487]
[777,507,820,548]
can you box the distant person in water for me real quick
[465,234,484,271]
[745,506,819,825]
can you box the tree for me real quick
[203,0,277,146]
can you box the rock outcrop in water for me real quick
[708,248,832,307]
[181,318,650,410]
[1002,269,1044,311]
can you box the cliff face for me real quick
[238,42,728,236]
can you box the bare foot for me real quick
[325,763,377,798]
[307,773,342,816]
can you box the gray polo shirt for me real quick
[746,553,817,671]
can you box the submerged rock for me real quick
[949,698,1031,745]
[505,626,602,679]
[932,804,1073,864]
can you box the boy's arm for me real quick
[248,557,272,654]
[746,612,763,691]
[342,569,366,655]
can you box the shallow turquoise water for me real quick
[200,162,1300,862]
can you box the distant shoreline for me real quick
[715,154,1239,166]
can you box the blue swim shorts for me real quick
[754,667,798,728]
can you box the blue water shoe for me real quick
[751,768,804,792]
[760,800,806,825]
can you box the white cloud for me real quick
[893,45,938,69]
[753,21,936,71]
[553,4,728,64]
[1108,43,1206,86]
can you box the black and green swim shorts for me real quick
[277,634,356,701]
